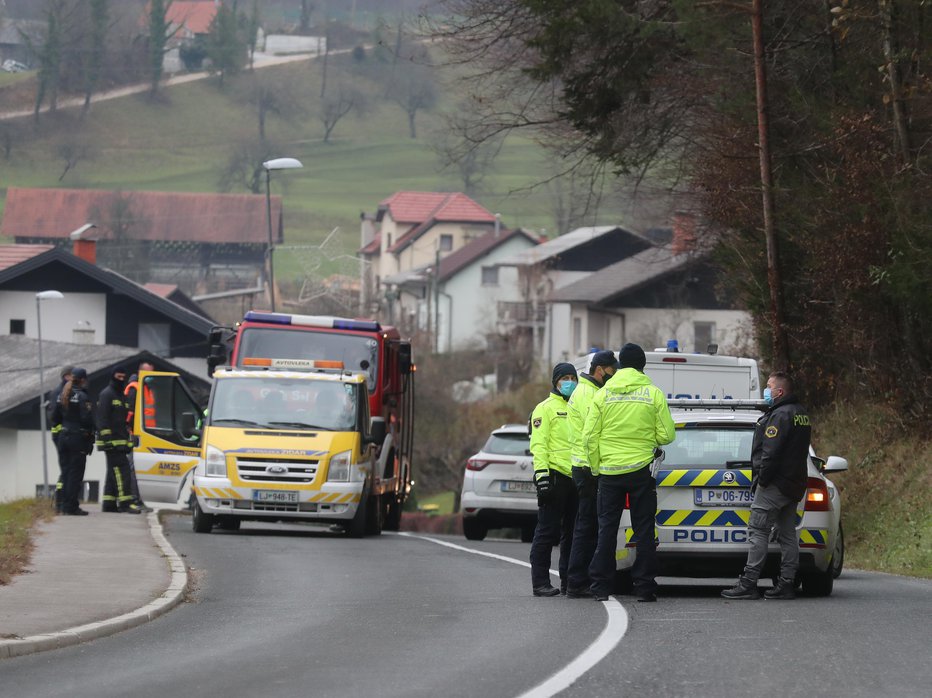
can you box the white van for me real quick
[572,341,761,400]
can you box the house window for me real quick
[481,266,499,286]
[573,318,582,354]
[439,234,453,251]
[139,323,171,356]
[9,319,25,335]
[386,233,392,248]
[694,321,716,353]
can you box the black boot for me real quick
[533,584,561,597]
[764,577,796,600]
[721,576,760,600]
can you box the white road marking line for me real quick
[397,533,629,698]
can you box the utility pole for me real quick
[751,0,790,369]
[434,246,441,354]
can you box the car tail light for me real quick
[466,458,511,471]
[804,477,831,511]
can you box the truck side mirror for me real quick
[368,416,387,445]
[397,342,413,375]
[207,327,230,375]
[180,411,201,438]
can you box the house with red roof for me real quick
[358,190,504,314]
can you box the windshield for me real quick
[664,427,755,468]
[237,328,379,392]
[483,433,530,456]
[209,377,359,432]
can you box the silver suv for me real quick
[460,424,537,542]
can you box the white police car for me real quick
[614,401,847,596]
[460,423,537,542]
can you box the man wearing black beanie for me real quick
[528,362,579,596]
[582,343,675,602]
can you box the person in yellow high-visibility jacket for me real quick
[528,362,578,597]
[583,344,675,602]
[564,350,618,598]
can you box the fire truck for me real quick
[207,311,414,530]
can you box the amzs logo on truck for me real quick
[672,529,747,543]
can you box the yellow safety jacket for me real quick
[582,368,675,476]
[568,374,602,473]
[529,392,573,479]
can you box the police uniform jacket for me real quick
[529,391,573,479]
[751,394,811,501]
[96,380,131,451]
[568,374,601,473]
[582,368,675,477]
[55,387,96,452]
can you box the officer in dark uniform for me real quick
[722,371,811,600]
[48,365,73,513]
[96,366,141,514]
[52,367,95,516]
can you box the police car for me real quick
[615,401,847,596]
[460,423,537,542]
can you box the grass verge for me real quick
[0,498,55,585]
[811,402,931,578]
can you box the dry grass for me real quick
[0,498,56,585]
[813,402,932,578]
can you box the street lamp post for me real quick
[36,290,64,499]
[262,157,304,312]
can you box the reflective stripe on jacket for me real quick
[529,392,573,479]
[582,368,675,476]
[568,374,601,473]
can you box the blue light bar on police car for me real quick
[243,311,380,332]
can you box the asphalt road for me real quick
[1,516,929,698]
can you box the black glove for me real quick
[535,473,553,507]
[653,447,665,460]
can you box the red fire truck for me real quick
[208,311,414,530]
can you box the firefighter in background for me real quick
[96,366,141,514]
[124,362,155,513]
[48,364,73,513]
[528,362,579,597]
[564,350,618,598]
[52,367,95,516]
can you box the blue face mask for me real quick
[763,387,773,405]
[558,380,577,397]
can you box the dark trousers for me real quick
[60,434,87,514]
[102,450,134,511]
[529,471,578,589]
[566,469,599,589]
[589,466,658,597]
[53,435,65,510]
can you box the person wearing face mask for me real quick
[564,350,618,598]
[53,367,96,516]
[528,362,579,596]
[583,343,675,603]
[722,371,811,600]
[96,366,142,514]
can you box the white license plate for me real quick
[252,490,299,503]
[501,481,535,494]
[694,488,753,507]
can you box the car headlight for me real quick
[205,445,226,477]
[327,450,352,482]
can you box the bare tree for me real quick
[148,0,179,98]
[56,136,93,181]
[218,136,277,194]
[388,59,437,139]
[432,108,504,195]
[318,80,368,142]
[236,71,305,143]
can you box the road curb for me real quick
[0,511,187,660]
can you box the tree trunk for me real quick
[880,0,911,164]
[408,109,417,139]
[751,0,790,370]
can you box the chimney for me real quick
[69,223,98,264]
[671,211,697,254]
[494,213,501,239]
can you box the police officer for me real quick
[722,371,811,600]
[529,362,579,596]
[96,366,141,514]
[565,350,618,598]
[53,367,95,516]
[584,343,675,602]
[48,365,73,513]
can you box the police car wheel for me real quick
[463,518,487,541]
[831,522,844,579]
[800,567,834,597]
[192,499,214,534]
[347,487,369,538]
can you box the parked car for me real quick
[1,59,29,73]
[612,401,848,596]
[460,423,537,542]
